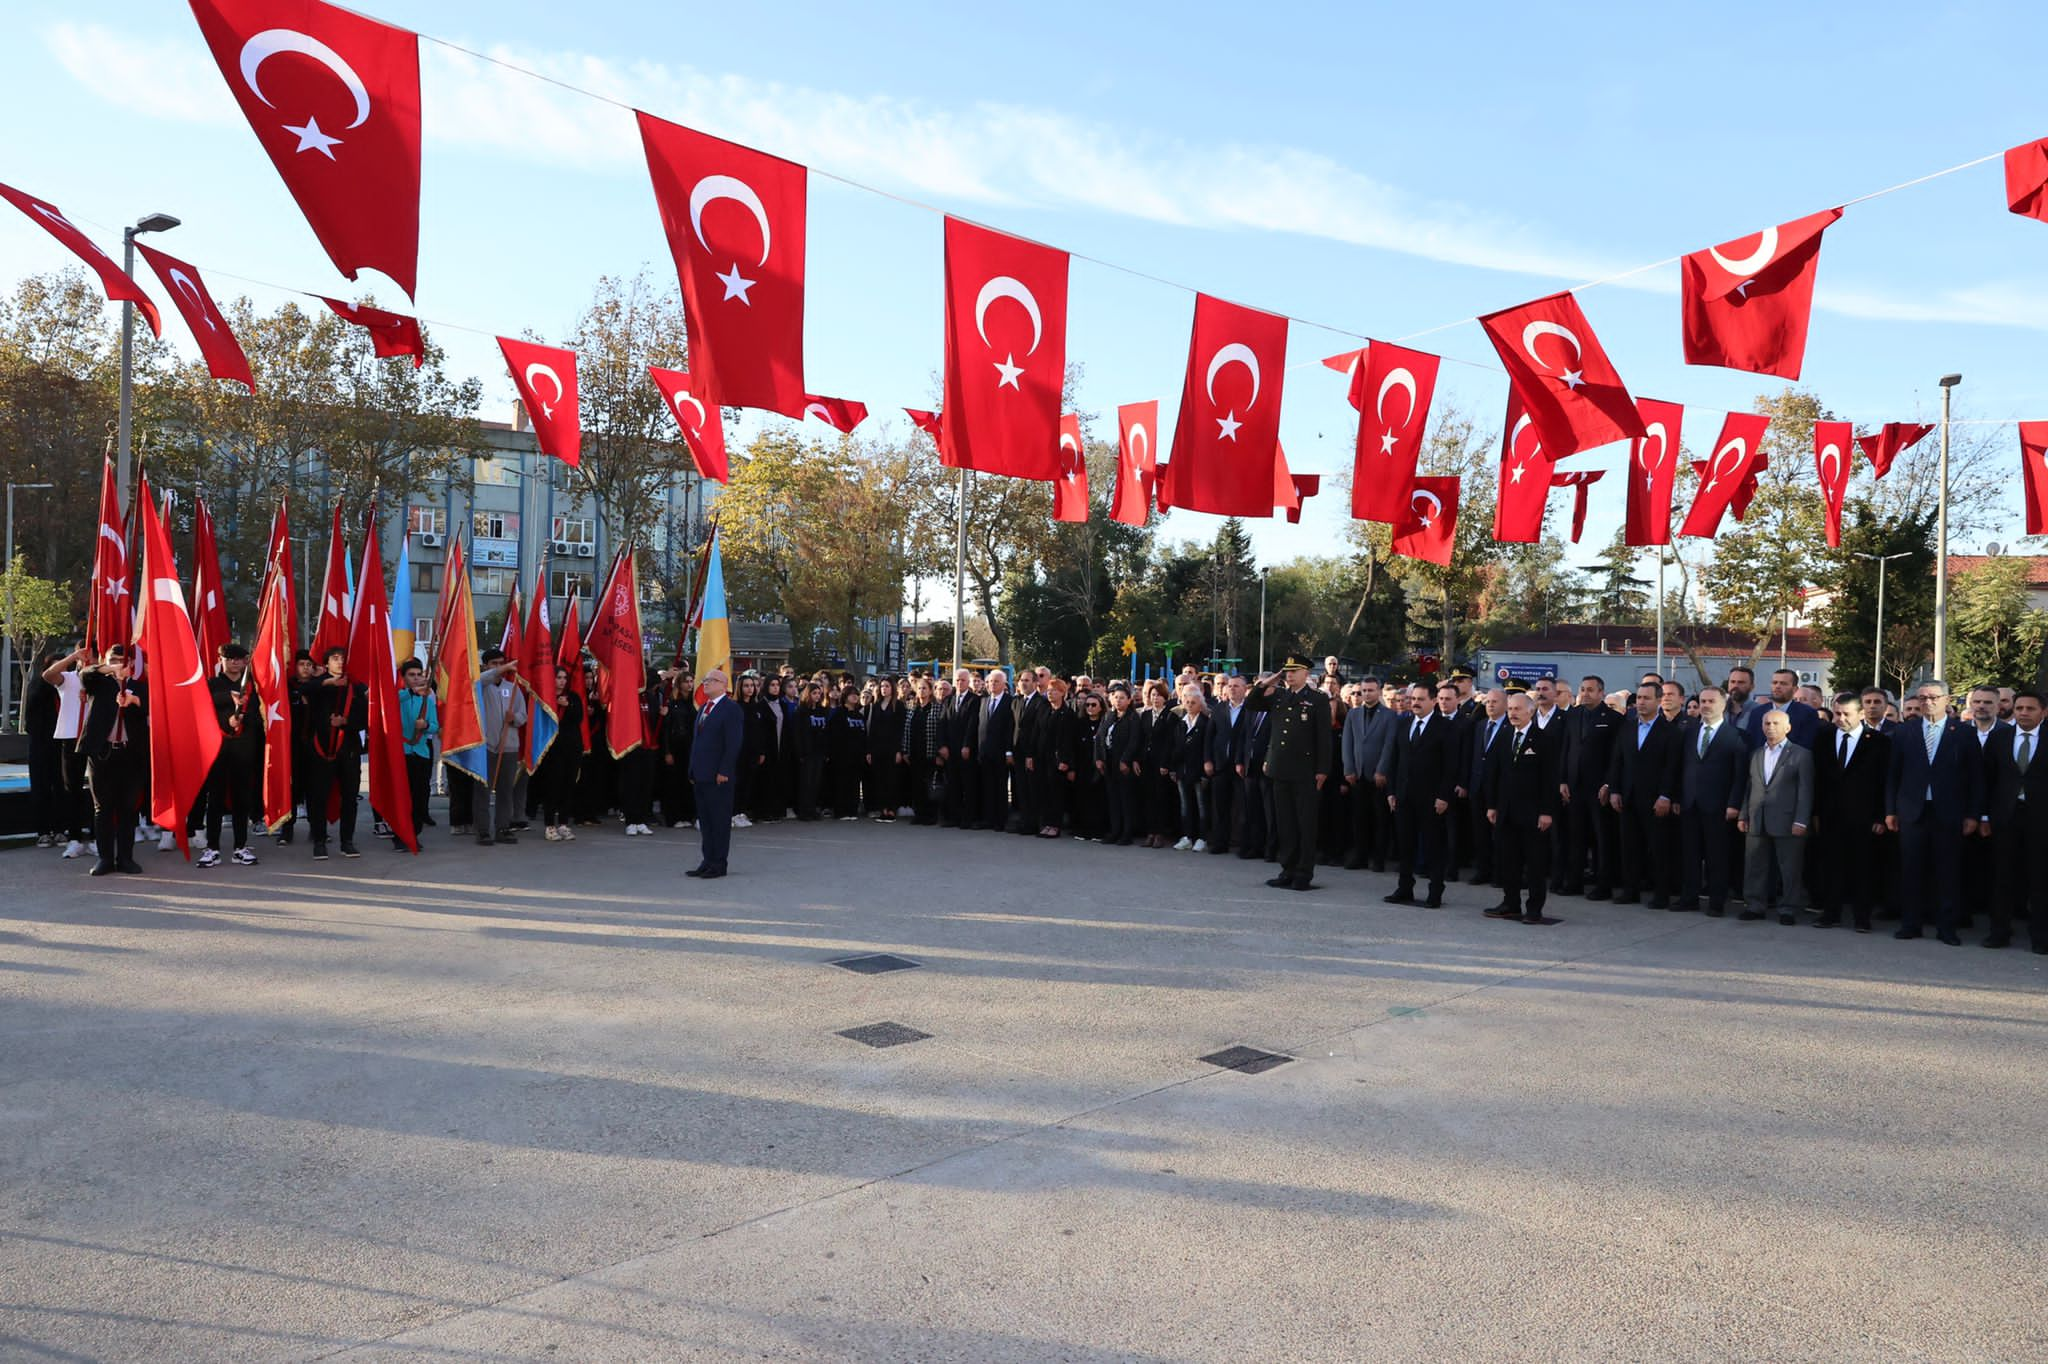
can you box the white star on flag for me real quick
[716,263,756,304]
[1560,369,1584,390]
[1379,430,1398,456]
[1510,460,1526,484]
[1216,411,1242,441]
[992,353,1023,389]
[284,117,343,159]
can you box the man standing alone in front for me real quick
[1255,657,1331,892]
[689,668,744,879]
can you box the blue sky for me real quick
[6,0,2048,567]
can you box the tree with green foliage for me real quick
[2,554,73,723]
[1947,557,2048,690]
[1701,388,1828,661]
[1812,503,1935,696]
[1584,529,1652,624]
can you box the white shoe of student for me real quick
[732,814,753,829]
[196,849,221,868]
[1171,836,1193,851]
[62,840,86,859]
[545,826,561,841]
[192,832,209,851]
[158,830,177,852]
[559,825,576,841]
[1192,839,1209,853]
[232,847,259,866]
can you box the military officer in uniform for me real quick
[1253,657,1332,891]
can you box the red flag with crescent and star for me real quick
[188,0,421,298]
[344,510,415,851]
[1054,414,1089,523]
[1813,420,1854,548]
[137,476,223,859]
[191,496,231,667]
[637,111,807,415]
[1856,422,1932,479]
[310,503,352,662]
[904,408,943,441]
[1681,208,1842,380]
[87,456,130,658]
[648,366,728,482]
[136,244,253,392]
[1392,476,1460,566]
[325,297,424,366]
[1112,400,1158,527]
[1550,469,1605,543]
[940,217,1069,481]
[1679,412,1770,538]
[1162,293,1289,517]
[1623,398,1683,548]
[1272,443,1301,519]
[556,586,590,748]
[2005,139,2048,224]
[800,395,868,434]
[1351,340,1442,522]
[1493,393,1556,543]
[0,181,162,335]
[2021,422,2048,534]
[585,551,647,760]
[251,562,295,831]
[499,338,580,467]
[1479,291,1643,459]
[259,497,298,658]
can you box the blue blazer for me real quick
[1886,714,1984,825]
[1743,698,1823,750]
[689,694,745,782]
[1679,716,1752,814]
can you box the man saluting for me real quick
[1252,657,1331,892]
[688,669,745,879]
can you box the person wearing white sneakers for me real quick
[198,643,263,869]
[539,664,583,842]
[1172,683,1213,852]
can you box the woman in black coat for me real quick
[1073,689,1107,840]
[1172,684,1214,851]
[1034,676,1083,838]
[865,677,906,821]
[826,687,868,818]
[900,675,945,825]
[1096,683,1143,846]
[1140,680,1180,848]
[539,666,585,838]
[791,681,832,820]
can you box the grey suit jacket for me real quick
[1342,703,1396,780]
[1742,741,1814,836]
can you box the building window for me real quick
[474,567,517,596]
[407,506,445,537]
[473,511,517,541]
[412,562,440,592]
[549,570,593,601]
[550,515,595,546]
[474,454,520,487]
[414,617,435,647]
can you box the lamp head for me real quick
[133,213,181,235]
[1939,373,1962,389]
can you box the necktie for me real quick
[1411,718,1423,742]
[1513,729,1524,758]
[2022,732,2034,774]
[1838,731,1848,766]
[1699,723,1712,758]
[1924,719,1940,764]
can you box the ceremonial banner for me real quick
[251,565,295,830]
[800,394,868,433]
[648,366,729,482]
[1351,341,1442,522]
[432,536,488,786]
[1679,412,1771,538]
[692,535,732,709]
[1161,292,1289,517]
[188,0,422,297]
[1054,414,1089,522]
[390,534,415,664]
[137,244,254,391]
[518,575,559,774]
[587,550,647,759]
[259,498,298,657]
[1624,398,1683,548]
[940,216,1069,480]
[499,337,580,467]
[0,181,161,335]
[556,587,590,748]
[310,503,352,661]
[1814,420,1854,548]
[1113,400,1159,527]
[1681,208,1842,379]
[1479,290,1643,458]
[137,476,222,858]
[905,408,943,440]
[1493,394,1556,543]
[2021,423,2048,535]
[88,457,130,657]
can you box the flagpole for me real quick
[1655,547,1666,680]
[952,467,969,676]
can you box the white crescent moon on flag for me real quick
[974,276,1043,356]
[1128,425,1150,465]
[1709,436,1748,487]
[1520,321,1582,373]
[1819,441,1842,487]
[1411,489,1442,522]
[1709,225,1780,280]
[29,203,81,235]
[673,391,707,430]
[804,402,833,424]
[1205,343,1262,408]
[688,175,773,266]
[1060,433,1081,455]
[100,524,125,550]
[238,29,372,129]
[1636,421,1667,473]
[1509,412,1539,460]
[523,363,564,417]
[1376,367,1417,429]
[168,269,215,330]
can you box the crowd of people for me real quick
[18,640,2047,953]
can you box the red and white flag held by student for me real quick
[1479,291,1643,458]
[1112,400,1159,527]
[1054,414,1089,523]
[188,0,422,297]
[1493,395,1556,543]
[136,243,255,392]
[501,582,523,662]
[500,338,580,467]
[1679,412,1771,538]
[585,551,647,760]
[310,503,352,662]
[344,511,415,851]
[648,366,729,482]
[518,574,559,774]
[1814,420,1854,548]
[251,564,295,831]
[940,217,1069,481]
[1351,341,1442,522]
[556,586,591,748]
[1624,398,1683,548]
[88,456,130,657]
[1161,293,1289,517]
[1856,422,1933,479]
[1392,476,1460,567]
[191,496,231,667]
[259,498,299,658]
[2021,423,2048,535]
[1681,208,1842,380]
[799,394,869,434]
[324,298,425,366]
[0,181,161,335]
[136,476,222,859]
[638,112,807,415]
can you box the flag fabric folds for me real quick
[1493,395,1556,543]
[390,534,416,664]
[310,503,351,661]
[648,366,730,482]
[345,511,415,851]
[1161,293,1289,517]
[88,457,130,657]
[692,534,733,708]
[2021,422,2048,535]
[1624,398,1684,548]
[1679,412,1771,538]
[518,577,559,774]
[940,217,1070,481]
[2005,138,2048,224]
[1351,341,1442,523]
[433,535,488,786]
[499,337,581,467]
[136,476,222,859]
[1551,469,1605,543]
[136,243,255,392]
[259,498,298,658]
[1283,473,1321,526]
[587,550,647,759]
[1680,208,1842,380]
[252,564,295,830]
[800,395,868,433]
[1054,414,1089,522]
[0,181,162,335]
[1857,422,1933,479]
[1814,420,1854,548]
[556,588,590,748]
[1392,476,1460,567]
[191,496,230,666]
[1479,290,1643,459]
[1112,400,1158,527]
[324,298,425,366]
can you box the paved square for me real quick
[2,819,2043,1362]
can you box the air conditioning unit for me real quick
[552,539,574,554]
[419,532,444,548]
[575,543,595,558]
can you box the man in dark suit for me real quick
[1205,673,1253,855]
[1742,667,1824,749]
[1812,692,1891,932]
[974,668,1016,831]
[945,668,981,829]
[1340,677,1396,871]
[77,645,148,876]
[1241,694,1274,860]
[1885,679,1981,944]
[1559,675,1622,898]
[687,668,745,878]
[1607,679,1682,907]
[1484,691,1564,924]
[1011,668,1048,836]
[1461,688,1509,887]
[1738,710,1815,924]
[1381,682,1458,907]
[1979,688,2048,951]
[1675,685,1751,917]
[1959,684,2009,930]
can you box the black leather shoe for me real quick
[1611,893,1640,905]
[1938,931,1963,946]
[1738,910,1766,921]
[1647,896,1670,909]
[1422,892,1443,909]
[312,844,330,861]
[1982,934,2011,949]
[1814,914,1840,928]
[1522,913,1560,925]
[697,868,727,879]
[116,859,143,874]
[1704,906,1725,918]
[1778,914,1796,926]
[1383,890,1416,905]
[1292,878,1315,892]
[685,867,706,878]
[1343,858,1366,870]
[1584,888,1610,902]
[1483,905,1520,919]
[340,842,361,858]
[1669,900,1698,913]
[1893,927,1923,940]
[1265,875,1294,888]
[88,859,114,876]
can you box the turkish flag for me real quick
[1392,476,1460,567]
[2021,422,2048,534]
[1273,442,1301,519]
[0,181,161,336]
[800,394,868,434]
[1857,422,1932,479]
[500,338,580,467]
[1154,462,1172,513]
[136,477,223,859]
[1162,293,1289,517]
[1679,411,1771,538]
[324,297,424,367]
[941,217,1069,480]
[310,503,352,662]
[2005,138,2048,224]
[1112,400,1159,527]
[251,564,295,831]
[1352,341,1442,522]
[1550,469,1605,543]
[344,511,415,852]
[190,496,231,667]
[87,456,130,657]
[1813,420,1854,548]
[259,497,298,658]
[1479,291,1642,458]
[1054,414,1090,522]
[648,366,728,482]
[584,551,647,759]
[1493,394,1556,543]
[1284,474,1322,526]
[1323,349,1366,410]
[1730,456,1766,522]
[904,408,944,440]
[556,586,591,748]
[501,583,523,661]
[188,0,421,298]
[638,111,806,415]
[135,244,254,392]
[1624,398,1683,548]
[1681,208,1842,380]
[518,580,558,775]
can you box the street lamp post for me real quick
[1855,549,1913,692]
[3,482,56,730]
[1257,566,1270,675]
[117,213,181,509]
[1933,373,1961,681]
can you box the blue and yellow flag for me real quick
[693,530,730,700]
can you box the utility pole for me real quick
[1933,373,1961,681]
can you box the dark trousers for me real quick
[620,749,657,825]
[1176,774,1207,842]
[1897,811,1962,935]
[796,757,826,819]
[1014,755,1040,833]
[832,756,865,817]
[662,751,693,825]
[540,749,579,825]
[1144,770,1176,837]
[1681,806,1735,910]
[29,733,64,837]
[449,769,476,828]
[694,777,733,871]
[1393,798,1445,898]
[1961,829,1995,927]
[1497,814,1551,915]
[908,755,938,823]
[977,758,1010,830]
[1271,777,1319,881]
[1467,792,1496,884]
[86,747,144,866]
[58,738,91,841]
[1040,764,1071,831]
[1818,824,1883,928]
[1240,773,1269,858]
[404,753,431,838]
[1565,786,1613,892]
[205,748,259,850]
[1208,768,1244,852]
[308,750,361,847]
[1349,779,1386,868]
[1617,801,1675,902]
[1991,803,2048,942]
[947,750,978,827]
